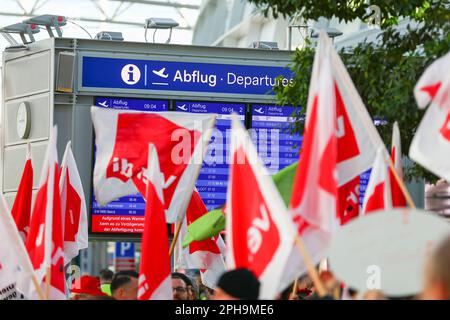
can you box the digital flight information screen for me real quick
[90,97,374,235]
[250,104,302,174]
[174,101,246,212]
[90,97,169,234]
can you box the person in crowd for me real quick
[319,270,342,299]
[99,268,114,296]
[187,279,199,300]
[343,287,359,300]
[199,285,215,300]
[110,270,139,300]
[70,275,108,300]
[363,290,387,300]
[171,272,191,300]
[212,268,260,300]
[422,235,450,300]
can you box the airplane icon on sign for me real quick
[98,100,109,107]
[152,67,169,78]
[254,107,264,114]
[178,104,188,111]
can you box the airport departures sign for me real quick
[81,56,294,95]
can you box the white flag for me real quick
[60,141,88,265]
[410,51,450,181]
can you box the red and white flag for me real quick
[226,114,296,299]
[362,148,392,214]
[17,127,66,300]
[410,51,450,181]
[283,32,339,291]
[59,141,88,265]
[280,31,385,291]
[414,51,450,109]
[0,194,41,299]
[175,190,226,289]
[91,107,216,223]
[11,143,33,241]
[138,144,172,300]
[390,122,407,207]
[330,40,385,188]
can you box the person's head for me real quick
[171,272,191,300]
[70,275,107,300]
[111,271,139,300]
[187,281,199,300]
[423,235,450,300]
[320,270,341,299]
[363,289,387,300]
[212,269,260,300]
[99,269,114,284]
[348,287,359,300]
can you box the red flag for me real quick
[19,127,66,300]
[362,148,392,214]
[138,145,172,300]
[285,33,339,291]
[60,141,88,265]
[11,144,33,241]
[175,189,226,289]
[91,108,216,223]
[281,31,386,290]
[338,176,360,224]
[226,114,296,299]
[390,122,407,207]
[410,51,450,181]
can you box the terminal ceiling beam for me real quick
[0,11,192,29]
[108,0,200,10]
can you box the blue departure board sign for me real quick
[251,105,303,174]
[91,97,168,234]
[174,101,245,211]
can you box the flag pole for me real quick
[169,219,184,258]
[45,267,51,300]
[290,277,299,299]
[293,235,328,297]
[31,274,45,300]
[385,156,416,209]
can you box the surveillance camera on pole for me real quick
[23,14,67,38]
[0,22,40,44]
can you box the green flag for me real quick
[182,161,298,248]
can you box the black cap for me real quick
[217,269,260,300]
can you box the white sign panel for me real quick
[329,209,450,297]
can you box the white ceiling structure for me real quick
[0,0,202,55]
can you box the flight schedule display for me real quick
[174,101,246,211]
[90,97,168,234]
[251,105,303,174]
[90,97,374,235]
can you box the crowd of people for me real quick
[68,235,450,300]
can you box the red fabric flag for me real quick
[175,189,226,289]
[362,148,392,214]
[389,122,407,207]
[226,114,296,299]
[11,145,33,241]
[138,145,172,300]
[60,141,88,265]
[19,127,66,300]
[91,108,216,223]
[281,31,385,291]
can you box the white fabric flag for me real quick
[60,141,88,265]
[410,51,450,181]
[91,107,216,223]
